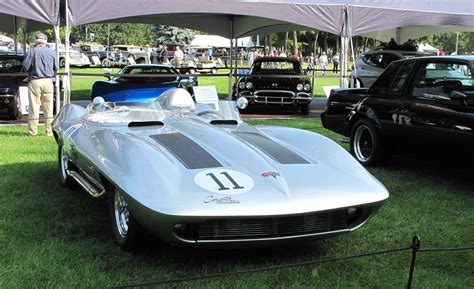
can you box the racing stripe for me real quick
[150,133,222,169]
[233,131,309,164]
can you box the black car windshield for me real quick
[0,58,22,73]
[252,60,302,74]
[116,66,178,83]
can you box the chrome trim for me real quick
[238,90,312,105]
[67,168,105,198]
[174,228,350,244]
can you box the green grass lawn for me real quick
[0,120,472,288]
[67,67,340,101]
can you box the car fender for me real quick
[348,100,383,133]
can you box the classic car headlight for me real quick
[296,83,303,91]
[246,82,253,90]
[304,84,311,91]
[238,82,245,89]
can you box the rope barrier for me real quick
[106,235,474,289]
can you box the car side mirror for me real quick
[103,68,111,80]
[449,90,468,106]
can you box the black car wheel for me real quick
[350,119,383,166]
[58,145,74,187]
[300,104,309,115]
[109,186,144,251]
[59,58,65,67]
[7,93,21,120]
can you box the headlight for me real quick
[304,84,311,91]
[246,82,253,90]
[238,82,245,89]
[296,83,303,91]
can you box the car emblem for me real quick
[272,83,278,87]
[261,171,281,178]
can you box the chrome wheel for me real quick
[353,124,373,162]
[114,189,129,238]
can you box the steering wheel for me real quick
[196,110,224,118]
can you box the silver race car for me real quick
[52,89,389,250]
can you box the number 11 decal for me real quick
[195,169,254,194]
[206,172,245,191]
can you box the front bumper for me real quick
[238,90,312,106]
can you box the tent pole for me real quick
[54,25,61,115]
[13,16,17,54]
[228,16,234,100]
[340,6,349,88]
[64,0,71,104]
[396,27,401,44]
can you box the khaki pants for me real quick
[28,78,53,136]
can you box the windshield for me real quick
[252,60,301,74]
[83,99,241,124]
[84,102,165,124]
[116,66,178,83]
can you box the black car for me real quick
[0,53,27,119]
[233,57,312,114]
[322,56,474,166]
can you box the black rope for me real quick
[108,246,411,289]
[419,246,474,252]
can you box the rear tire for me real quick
[350,118,383,166]
[109,186,144,251]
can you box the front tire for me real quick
[300,104,309,115]
[7,93,21,120]
[109,186,144,251]
[350,119,383,166]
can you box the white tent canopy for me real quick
[0,0,58,33]
[191,35,253,48]
[360,25,474,43]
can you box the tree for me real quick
[152,25,195,46]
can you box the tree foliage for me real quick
[152,25,195,45]
[422,32,474,55]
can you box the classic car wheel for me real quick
[59,58,65,67]
[110,187,144,250]
[58,145,74,187]
[350,119,383,166]
[300,104,309,115]
[7,93,21,120]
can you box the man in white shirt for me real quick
[173,46,184,68]
[319,52,328,75]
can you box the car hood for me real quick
[72,116,388,217]
[0,75,23,89]
[244,74,308,89]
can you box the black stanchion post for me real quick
[407,235,421,289]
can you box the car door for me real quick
[401,59,474,155]
[362,61,410,143]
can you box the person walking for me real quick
[319,52,328,75]
[332,53,340,73]
[22,32,58,137]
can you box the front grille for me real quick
[178,209,352,241]
[255,90,294,98]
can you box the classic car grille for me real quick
[177,209,353,241]
[254,90,294,98]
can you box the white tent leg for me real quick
[13,16,17,54]
[54,25,61,115]
[64,0,71,104]
[228,16,234,100]
[340,35,349,88]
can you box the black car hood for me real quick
[244,73,308,90]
